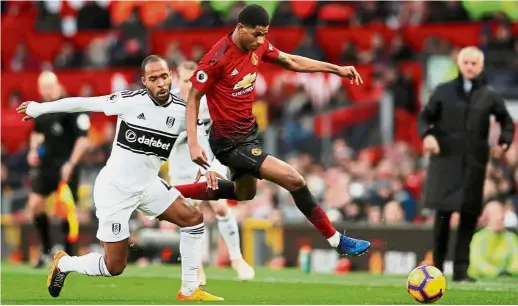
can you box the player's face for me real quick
[238,24,268,51]
[142,61,172,103]
[458,52,483,80]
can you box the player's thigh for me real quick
[157,195,203,228]
[218,143,267,182]
[93,174,135,243]
[139,177,202,227]
[259,155,305,191]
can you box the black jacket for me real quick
[418,73,515,214]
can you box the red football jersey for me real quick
[190,33,280,144]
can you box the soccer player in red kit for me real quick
[186,4,370,256]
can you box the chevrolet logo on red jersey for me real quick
[233,73,257,90]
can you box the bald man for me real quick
[418,46,515,282]
[29,71,90,268]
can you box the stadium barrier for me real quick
[5,220,516,274]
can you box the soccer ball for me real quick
[407,265,446,303]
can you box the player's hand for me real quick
[491,144,507,159]
[189,143,211,169]
[27,149,40,167]
[61,161,75,183]
[205,171,225,190]
[195,170,225,190]
[16,101,37,121]
[423,135,440,155]
[337,66,363,85]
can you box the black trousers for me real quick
[433,210,478,278]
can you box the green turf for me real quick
[2,264,517,304]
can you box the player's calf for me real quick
[158,197,206,297]
[234,175,257,201]
[260,156,371,255]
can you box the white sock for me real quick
[327,231,341,248]
[58,253,112,277]
[180,223,204,296]
[216,209,243,261]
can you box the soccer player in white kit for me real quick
[16,56,234,301]
[168,61,254,285]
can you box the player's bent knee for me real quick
[105,257,127,276]
[283,171,305,192]
[178,200,204,227]
[212,201,229,216]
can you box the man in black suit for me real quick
[418,46,515,282]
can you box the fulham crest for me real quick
[166,116,175,128]
[112,223,121,235]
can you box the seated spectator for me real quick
[190,44,206,63]
[189,1,222,28]
[270,1,300,26]
[382,65,417,113]
[10,42,40,71]
[426,1,470,23]
[77,1,111,30]
[357,34,384,64]
[355,1,387,25]
[468,201,518,279]
[165,41,186,68]
[340,41,359,63]
[36,1,61,31]
[54,41,83,69]
[292,32,326,62]
[388,34,413,62]
[160,5,189,29]
[84,38,109,69]
[383,201,405,224]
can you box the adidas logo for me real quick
[231,69,239,76]
[137,113,146,120]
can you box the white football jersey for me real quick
[103,89,186,191]
[171,87,210,120]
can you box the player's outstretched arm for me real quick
[274,51,363,85]
[186,87,210,169]
[16,96,108,121]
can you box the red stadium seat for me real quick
[403,23,481,51]
[318,4,354,23]
[289,0,317,19]
[316,26,396,62]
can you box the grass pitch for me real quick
[2,264,517,304]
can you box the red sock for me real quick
[175,182,212,200]
[306,205,337,239]
[174,180,237,201]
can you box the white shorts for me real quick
[169,129,228,185]
[94,168,181,242]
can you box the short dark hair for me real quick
[237,4,270,28]
[141,55,167,75]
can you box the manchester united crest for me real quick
[251,148,262,156]
[251,53,258,66]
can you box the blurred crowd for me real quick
[3,1,517,71]
[2,1,518,234]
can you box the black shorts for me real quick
[30,161,80,201]
[210,124,268,181]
